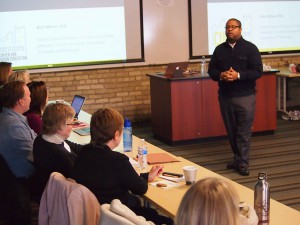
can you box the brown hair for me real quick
[175,177,240,225]
[90,108,124,146]
[0,62,12,86]
[0,81,25,108]
[42,103,75,135]
[27,81,48,116]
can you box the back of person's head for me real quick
[90,107,124,146]
[175,177,240,225]
[0,61,12,86]
[8,70,31,84]
[42,103,75,135]
[0,81,25,109]
[27,81,48,116]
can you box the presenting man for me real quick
[208,18,262,176]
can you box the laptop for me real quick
[165,61,189,76]
[71,95,86,119]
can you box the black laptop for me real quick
[70,95,86,119]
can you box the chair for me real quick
[0,154,31,225]
[38,172,100,225]
[100,199,155,225]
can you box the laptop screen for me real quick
[71,95,86,119]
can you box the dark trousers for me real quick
[219,94,256,167]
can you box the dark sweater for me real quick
[208,36,263,97]
[33,135,82,191]
[71,144,148,205]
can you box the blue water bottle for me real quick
[123,118,132,152]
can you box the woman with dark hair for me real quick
[24,81,48,134]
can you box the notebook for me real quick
[165,61,189,76]
[71,95,86,119]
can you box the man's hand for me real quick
[220,67,239,81]
[148,165,164,182]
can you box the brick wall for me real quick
[30,55,300,122]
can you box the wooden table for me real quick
[68,110,300,225]
[277,67,300,119]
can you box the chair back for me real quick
[38,172,100,225]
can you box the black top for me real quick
[71,144,148,205]
[33,135,82,192]
[208,36,263,97]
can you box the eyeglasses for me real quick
[66,121,80,126]
[225,25,241,30]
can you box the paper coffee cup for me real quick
[183,166,198,185]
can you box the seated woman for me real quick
[175,177,258,225]
[72,108,173,225]
[0,62,13,87]
[24,81,48,134]
[33,103,82,195]
[8,70,31,84]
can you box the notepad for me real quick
[147,153,180,165]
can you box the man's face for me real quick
[225,19,242,43]
[21,84,31,113]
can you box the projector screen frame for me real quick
[188,0,300,60]
[0,0,145,71]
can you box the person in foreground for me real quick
[33,103,82,196]
[208,18,263,176]
[24,81,48,134]
[72,107,173,225]
[0,81,37,225]
[175,177,258,225]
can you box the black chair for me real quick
[0,154,31,225]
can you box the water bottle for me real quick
[200,56,206,75]
[138,139,148,169]
[123,118,132,152]
[254,172,270,225]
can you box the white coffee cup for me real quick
[183,166,198,185]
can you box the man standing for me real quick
[208,18,262,176]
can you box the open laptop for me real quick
[71,95,86,120]
[165,61,189,76]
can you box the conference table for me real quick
[277,67,300,118]
[69,110,300,225]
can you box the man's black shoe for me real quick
[226,162,237,170]
[237,166,249,176]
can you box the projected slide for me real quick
[0,7,126,68]
[207,1,300,54]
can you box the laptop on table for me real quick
[165,61,189,77]
[71,95,86,120]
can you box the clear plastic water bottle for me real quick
[123,118,132,152]
[200,56,206,75]
[138,139,148,169]
[254,172,270,225]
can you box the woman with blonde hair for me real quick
[175,177,240,225]
[176,177,258,225]
[33,103,82,196]
[8,70,31,84]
